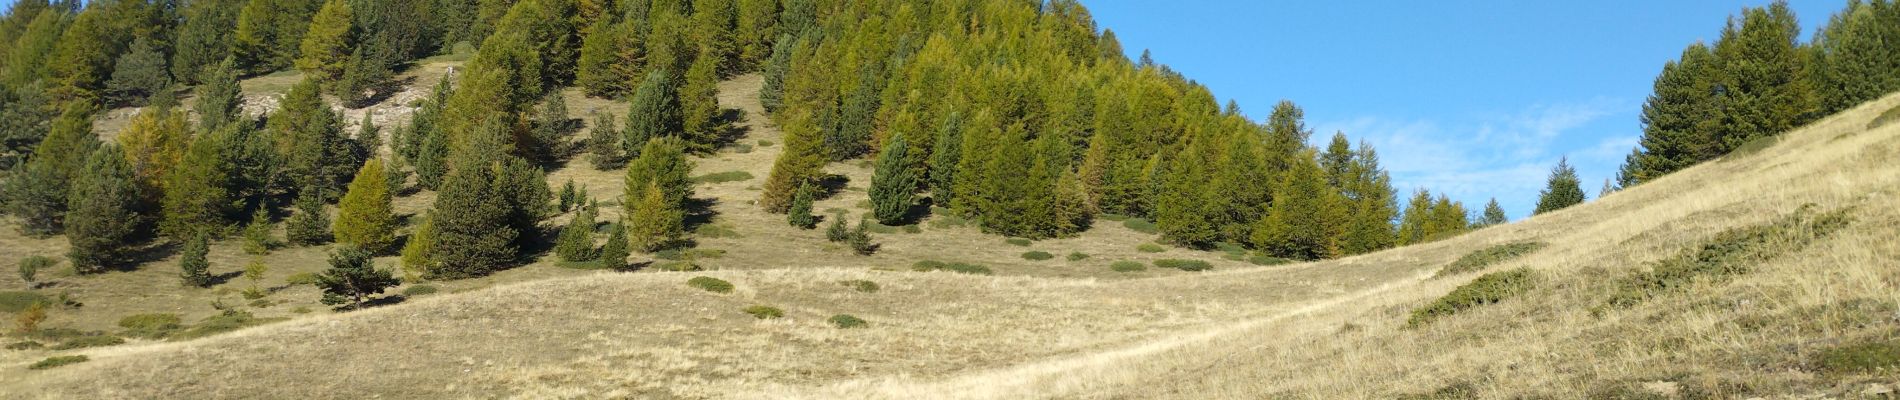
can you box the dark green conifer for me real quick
[286,189,332,246]
[787,182,816,229]
[66,146,141,274]
[554,206,597,262]
[1533,157,1587,215]
[315,245,400,308]
[179,233,213,287]
[869,136,916,225]
[586,111,624,169]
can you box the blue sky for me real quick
[1085,1,1840,219]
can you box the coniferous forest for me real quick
[0,0,1895,291]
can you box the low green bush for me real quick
[1815,339,1900,374]
[1122,218,1158,234]
[1408,268,1538,327]
[691,171,754,184]
[117,313,183,339]
[1136,243,1165,253]
[29,355,88,370]
[743,305,784,319]
[829,314,867,329]
[757,139,774,147]
[1021,251,1054,261]
[1066,252,1090,261]
[911,260,992,275]
[285,272,320,286]
[840,280,880,293]
[1153,259,1213,271]
[6,341,44,350]
[402,285,439,296]
[1110,261,1145,272]
[687,276,734,293]
[51,334,124,350]
[0,291,51,313]
[1005,238,1032,246]
[177,310,278,339]
[1437,242,1548,277]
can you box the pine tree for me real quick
[178,233,213,287]
[598,222,628,269]
[496,157,554,245]
[296,0,354,83]
[315,245,400,308]
[554,206,597,262]
[4,104,99,236]
[1476,198,1508,228]
[869,135,916,225]
[194,57,245,131]
[242,208,275,255]
[333,158,395,252]
[558,179,578,212]
[171,0,241,85]
[286,189,332,246]
[679,46,723,149]
[1533,157,1587,215]
[824,211,849,242]
[1251,151,1342,260]
[927,111,963,205]
[624,69,680,156]
[586,111,624,169]
[272,77,356,197]
[1809,0,1900,115]
[427,118,518,278]
[334,46,390,105]
[106,37,171,106]
[66,146,141,274]
[787,182,816,229]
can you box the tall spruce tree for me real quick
[333,158,395,252]
[427,118,518,278]
[66,145,142,274]
[3,104,99,236]
[1533,157,1587,215]
[271,77,356,197]
[927,111,963,205]
[586,111,624,169]
[286,189,332,246]
[624,69,680,156]
[868,135,916,225]
[1476,198,1508,228]
[106,37,171,106]
[1712,2,1813,150]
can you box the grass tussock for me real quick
[1408,268,1538,327]
[1814,338,1900,375]
[839,280,879,293]
[28,355,88,370]
[1136,243,1165,253]
[1605,205,1853,309]
[828,314,867,329]
[1869,104,1900,130]
[912,260,992,275]
[116,313,183,339]
[687,277,734,294]
[1436,241,1548,277]
[177,311,279,340]
[1152,259,1212,272]
[743,305,784,319]
[1021,251,1054,261]
[1109,261,1145,272]
[49,334,124,350]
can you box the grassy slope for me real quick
[3,69,1897,398]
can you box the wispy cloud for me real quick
[1314,98,1635,218]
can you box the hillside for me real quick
[3,69,1897,399]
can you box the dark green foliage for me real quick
[927,112,963,205]
[272,77,357,197]
[161,129,235,241]
[1020,251,1053,261]
[827,67,879,160]
[868,135,916,225]
[1711,2,1813,151]
[824,213,848,242]
[846,220,876,255]
[1152,259,1212,272]
[576,14,633,98]
[1408,268,1538,327]
[1606,205,1852,308]
[687,276,733,293]
[285,190,331,246]
[178,234,213,287]
[428,118,525,278]
[29,355,88,370]
[840,279,879,293]
[65,146,141,274]
[315,246,400,307]
[117,313,183,339]
[6,104,100,237]
[1066,252,1089,261]
[911,260,991,275]
[557,179,578,212]
[598,223,629,270]
[1438,242,1547,277]
[1109,260,1145,272]
[530,91,572,162]
[1810,0,1900,116]
[1136,243,1165,253]
[554,207,597,262]
[1533,157,1586,215]
[827,314,866,329]
[408,78,453,188]
[1121,218,1157,234]
[1814,339,1900,374]
[624,69,680,156]
[0,82,56,169]
[786,182,815,229]
[679,47,723,148]
[1475,198,1509,228]
[106,38,170,106]
[586,111,623,169]
[242,208,275,255]
[743,305,783,319]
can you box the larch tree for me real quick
[625,181,683,252]
[759,110,824,213]
[554,206,598,262]
[333,158,396,252]
[679,46,723,149]
[296,0,354,84]
[160,126,234,241]
[1252,151,1344,261]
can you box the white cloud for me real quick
[1314,98,1633,218]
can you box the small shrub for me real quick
[0,291,51,313]
[1110,261,1145,272]
[1815,339,1900,374]
[687,276,734,293]
[1005,238,1032,246]
[743,305,784,319]
[828,314,867,329]
[18,256,54,288]
[692,170,754,184]
[911,260,992,275]
[178,310,275,339]
[14,301,46,332]
[1408,268,1538,327]
[1248,254,1293,266]
[117,313,183,339]
[1870,105,1900,130]
[1066,252,1090,261]
[1437,242,1547,277]
[730,143,754,154]
[29,355,88,370]
[285,272,321,286]
[402,285,439,296]
[840,280,879,293]
[51,334,124,350]
[1021,251,1054,261]
[1136,243,1165,253]
[757,139,774,147]
[6,341,43,350]
[1153,259,1213,271]
[1122,218,1158,234]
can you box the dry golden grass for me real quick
[4,70,1897,399]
